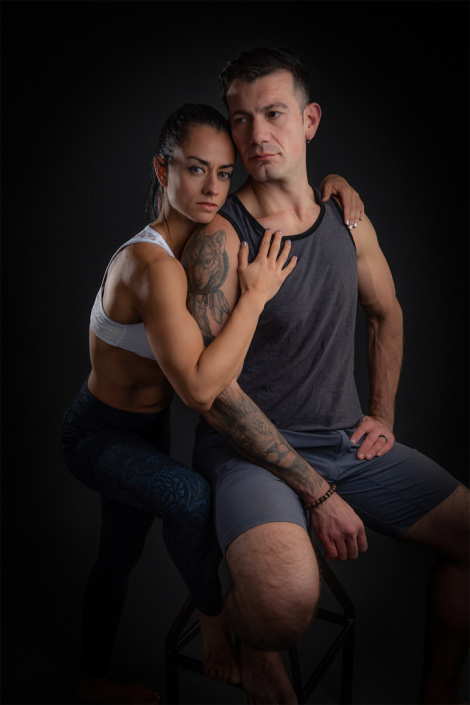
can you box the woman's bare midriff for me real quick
[88,329,174,413]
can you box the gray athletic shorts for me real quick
[192,424,460,555]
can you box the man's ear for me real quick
[154,156,168,187]
[304,102,322,142]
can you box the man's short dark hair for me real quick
[219,47,311,110]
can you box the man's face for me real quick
[226,70,311,183]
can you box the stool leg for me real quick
[288,645,304,703]
[165,655,179,705]
[340,621,355,705]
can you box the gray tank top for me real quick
[199,189,363,436]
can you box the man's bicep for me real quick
[181,217,241,345]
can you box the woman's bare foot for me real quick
[198,607,241,685]
[77,673,159,704]
[241,645,297,705]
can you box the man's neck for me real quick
[235,173,321,236]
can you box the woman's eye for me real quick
[219,171,232,179]
[189,166,203,174]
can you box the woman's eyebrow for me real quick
[187,156,234,168]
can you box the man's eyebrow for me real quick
[187,156,234,169]
[229,102,290,118]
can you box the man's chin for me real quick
[245,163,281,182]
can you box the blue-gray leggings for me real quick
[59,381,223,677]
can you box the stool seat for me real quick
[165,537,355,704]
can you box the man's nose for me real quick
[250,117,270,145]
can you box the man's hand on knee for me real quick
[310,493,368,560]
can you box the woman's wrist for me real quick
[238,289,266,314]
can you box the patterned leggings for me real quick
[59,381,223,677]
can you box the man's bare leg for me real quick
[77,674,159,704]
[225,522,320,704]
[402,484,470,704]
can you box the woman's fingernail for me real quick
[278,230,282,234]
[349,225,353,230]
[242,241,247,247]
[354,222,358,228]
[346,220,349,225]
[267,228,272,232]
[287,239,291,243]
[351,438,356,443]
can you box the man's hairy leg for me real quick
[402,484,470,704]
[224,522,320,705]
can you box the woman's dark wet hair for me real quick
[146,103,231,220]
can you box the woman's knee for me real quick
[155,465,213,524]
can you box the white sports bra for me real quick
[90,226,175,360]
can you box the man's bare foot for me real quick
[241,645,297,705]
[77,673,159,704]
[198,607,241,684]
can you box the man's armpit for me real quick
[182,226,232,346]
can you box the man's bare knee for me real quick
[226,522,320,650]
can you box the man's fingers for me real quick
[350,419,373,445]
[321,536,338,561]
[357,531,368,553]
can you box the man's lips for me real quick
[249,153,278,160]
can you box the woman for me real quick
[59,103,362,704]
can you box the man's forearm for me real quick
[203,381,329,503]
[366,301,404,428]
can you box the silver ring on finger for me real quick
[378,434,387,443]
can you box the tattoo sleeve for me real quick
[182,224,327,503]
[203,383,327,502]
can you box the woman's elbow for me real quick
[182,389,215,413]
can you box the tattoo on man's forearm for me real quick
[204,385,326,498]
[182,227,231,344]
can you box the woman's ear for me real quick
[154,156,168,187]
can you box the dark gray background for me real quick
[3,2,469,704]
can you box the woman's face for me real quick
[164,125,236,224]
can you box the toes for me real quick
[230,666,241,684]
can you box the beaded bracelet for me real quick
[304,483,337,510]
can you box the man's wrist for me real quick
[368,409,394,428]
[303,478,331,505]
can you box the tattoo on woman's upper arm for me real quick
[182,227,231,346]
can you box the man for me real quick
[182,48,469,704]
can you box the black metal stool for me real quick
[165,536,355,704]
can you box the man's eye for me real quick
[233,117,247,124]
[267,111,281,118]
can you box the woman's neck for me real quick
[151,208,195,261]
